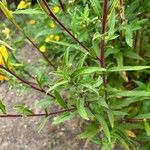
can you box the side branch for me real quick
[0,65,54,98]
[0,108,75,118]
[9,20,56,68]
[58,0,65,11]
[42,0,89,53]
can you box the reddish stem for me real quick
[0,65,54,98]
[42,0,89,53]
[0,108,75,118]
[99,0,108,102]
[58,0,65,11]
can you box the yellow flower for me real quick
[54,35,60,41]
[0,74,9,81]
[17,0,28,9]
[45,35,54,43]
[0,45,8,65]
[39,45,46,52]
[28,19,36,25]
[52,6,60,13]
[49,22,56,28]
[2,27,10,39]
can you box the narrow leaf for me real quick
[14,104,34,116]
[144,119,150,136]
[53,112,75,125]
[108,66,150,72]
[76,99,89,120]
[95,115,111,142]
[0,100,6,114]
[71,67,106,78]
[54,90,68,109]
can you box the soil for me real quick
[0,43,100,150]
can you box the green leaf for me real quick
[98,98,108,108]
[116,134,130,150]
[49,40,86,53]
[47,80,68,93]
[95,115,111,142]
[76,52,88,68]
[123,50,144,61]
[63,48,69,67]
[81,84,99,96]
[71,67,106,78]
[144,119,150,136]
[92,32,102,41]
[108,66,150,72]
[77,124,99,139]
[89,0,101,15]
[115,91,150,97]
[14,104,34,116]
[0,100,6,114]
[54,90,68,109]
[37,117,49,133]
[107,110,114,128]
[35,29,61,39]
[53,112,75,125]
[111,97,150,109]
[76,99,89,120]
[71,8,77,34]
[134,113,150,119]
[36,97,52,109]
[13,9,44,15]
[108,10,116,36]
[124,25,133,47]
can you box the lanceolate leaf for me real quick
[71,67,106,78]
[47,80,68,93]
[0,100,6,114]
[81,84,99,96]
[134,113,150,120]
[14,104,34,116]
[53,112,75,125]
[36,97,52,109]
[116,134,130,150]
[144,119,150,136]
[111,97,150,109]
[107,110,114,128]
[49,40,85,53]
[115,91,150,97]
[108,66,150,72]
[37,117,49,133]
[54,90,68,109]
[124,25,133,47]
[76,99,89,120]
[95,115,111,142]
[77,124,99,139]
[13,9,44,15]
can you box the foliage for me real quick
[0,0,150,149]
